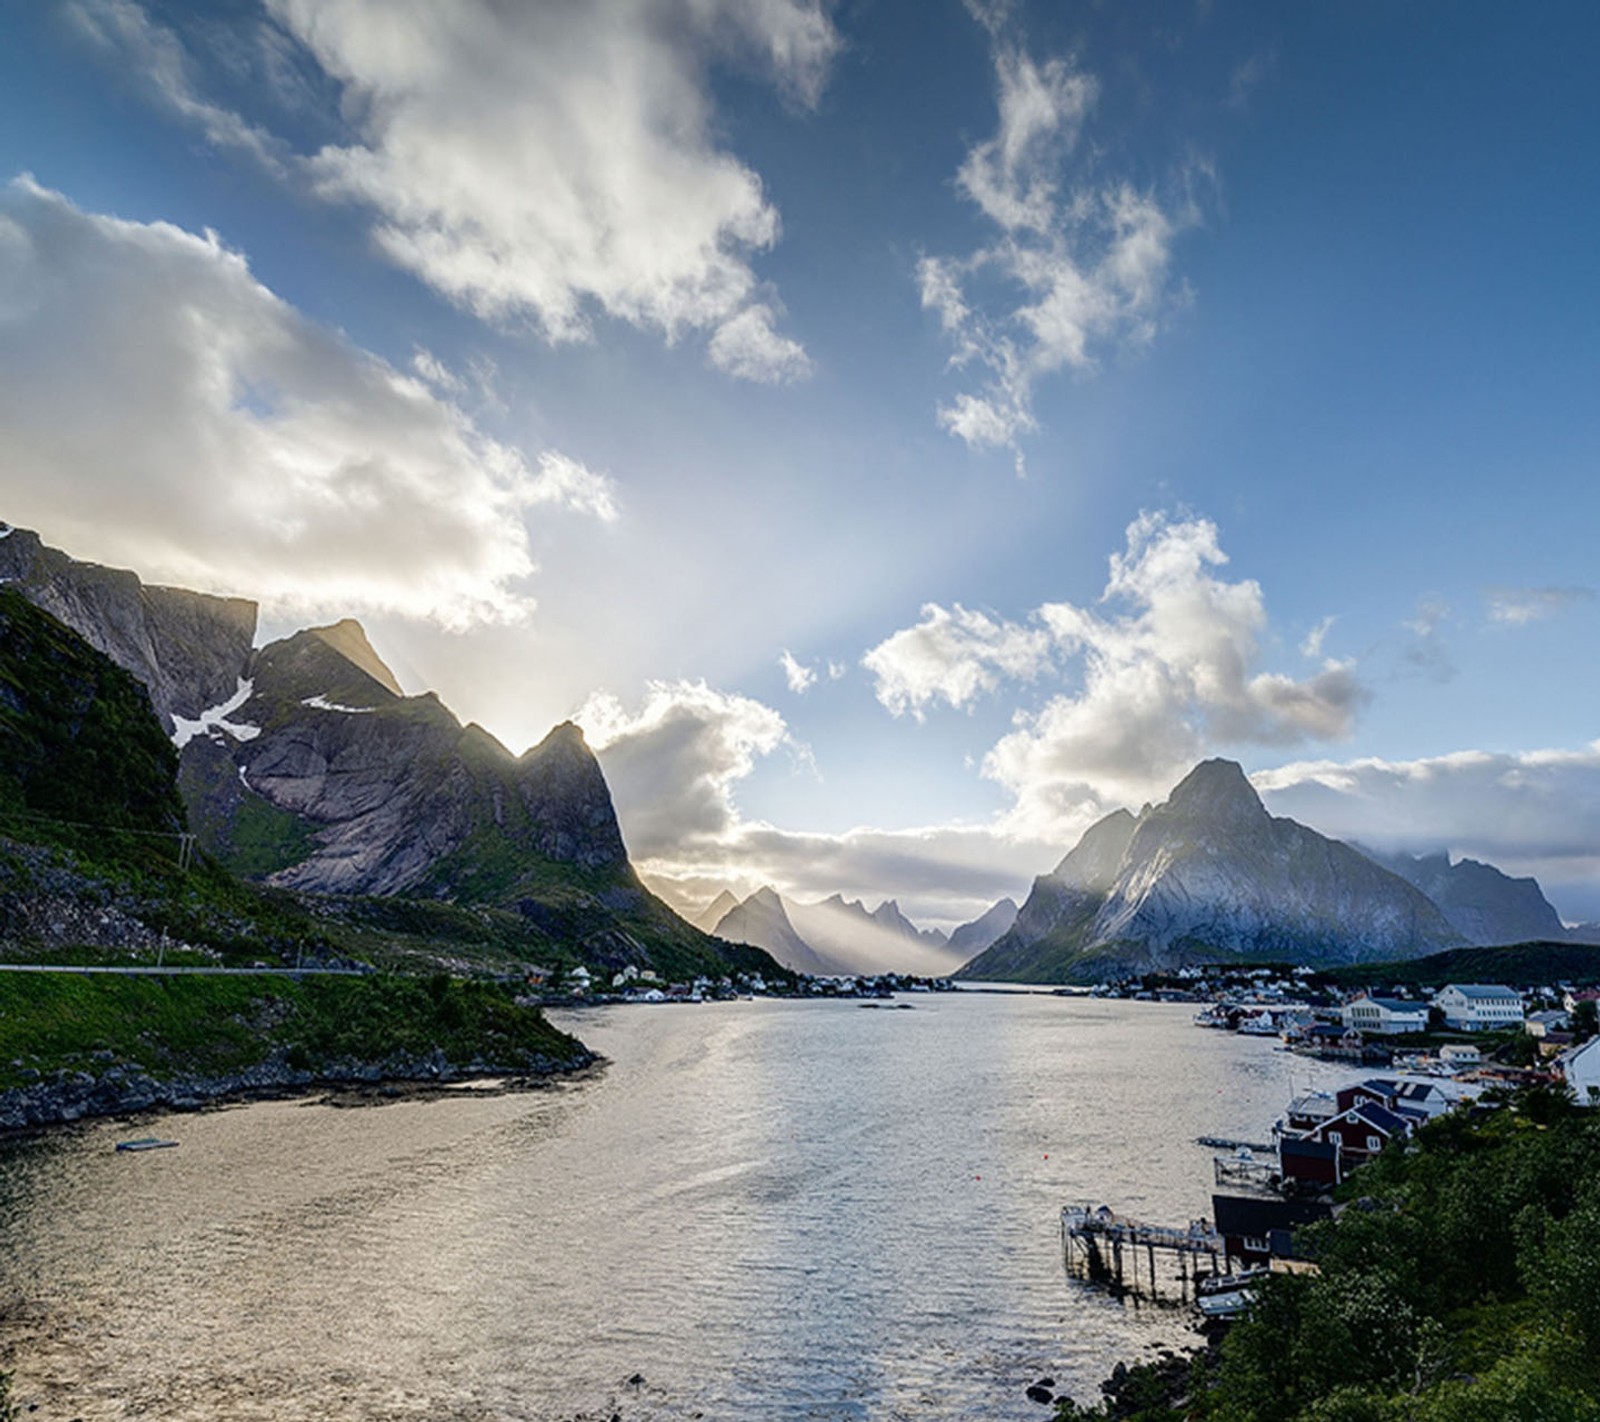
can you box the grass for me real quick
[0,972,587,1091]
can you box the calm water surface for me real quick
[0,993,1361,1419]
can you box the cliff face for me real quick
[3,526,770,979]
[961,760,1462,983]
[0,524,256,731]
[179,623,629,899]
[0,587,185,838]
[1357,846,1568,947]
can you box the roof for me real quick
[1351,1102,1410,1135]
[1438,983,1521,1000]
[1212,1194,1333,1237]
[1279,1136,1340,1162]
[1352,997,1427,1014]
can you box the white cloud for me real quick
[265,0,830,375]
[0,178,613,627]
[576,677,1055,931]
[576,679,789,857]
[707,303,812,384]
[1301,615,1336,659]
[1484,584,1595,626]
[527,452,621,524]
[779,650,817,694]
[921,20,1200,458]
[862,603,1054,719]
[1256,745,1600,921]
[861,513,1364,840]
[65,0,289,175]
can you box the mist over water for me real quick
[0,995,1358,1419]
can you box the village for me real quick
[1063,965,1600,1323]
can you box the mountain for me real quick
[0,523,255,731]
[694,889,741,933]
[713,887,840,976]
[0,586,184,841]
[787,894,961,976]
[946,897,1019,963]
[1355,846,1568,947]
[960,760,1463,983]
[709,887,965,976]
[3,524,776,982]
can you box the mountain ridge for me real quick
[960,759,1464,983]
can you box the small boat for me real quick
[1195,1266,1271,1318]
[115,1137,179,1152]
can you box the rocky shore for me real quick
[0,1043,599,1132]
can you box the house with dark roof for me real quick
[1211,1194,1334,1267]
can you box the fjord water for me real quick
[0,995,1354,1419]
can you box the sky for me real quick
[2,0,1598,929]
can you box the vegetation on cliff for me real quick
[0,972,588,1093]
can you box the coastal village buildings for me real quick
[1341,995,1429,1034]
[1560,1037,1600,1104]
[1431,983,1524,1031]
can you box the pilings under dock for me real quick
[1061,1204,1224,1303]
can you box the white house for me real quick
[1559,1038,1600,1105]
[1342,995,1430,1035]
[1432,983,1523,1031]
[1439,1042,1483,1069]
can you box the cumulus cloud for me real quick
[1256,746,1600,921]
[576,679,790,859]
[1484,584,1595,626]
[779,650,817,694]
[273,0,829,374]
[862,604,1053,718]
[862,513,1363,840]
[919,19,1200,459]
[0,177,612,626]
[69,1,831,379]
[575,677,1055,931]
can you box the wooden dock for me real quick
[1061,1204,1225,1301]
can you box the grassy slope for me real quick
[1321,940,1600,989]
[0,973,587,1091]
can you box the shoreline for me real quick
[0,1048,603,1137]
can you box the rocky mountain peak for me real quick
[1161,758,1267,825]
[1052,808,1138,891]
[307,618,403,697]
[0,522,257,729]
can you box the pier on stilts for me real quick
[1061,1204,1224,1304]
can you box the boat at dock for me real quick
[115,1137,178,1152]
[1195,1266,1270,1318]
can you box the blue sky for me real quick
[2,1,1598,927]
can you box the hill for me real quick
[1320,939,1600,990]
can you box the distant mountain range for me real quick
[0,523,779,982]
[706,885,1013,976]
[959,759,1600,984]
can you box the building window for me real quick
[1367,1135,1382,1151]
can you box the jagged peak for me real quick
[1162,758,1266,821]
[307,618,403,697]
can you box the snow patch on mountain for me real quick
[171,678,260,749]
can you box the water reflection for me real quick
[0,994,1361,1419]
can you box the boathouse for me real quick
[1211,1194,1333,1267]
